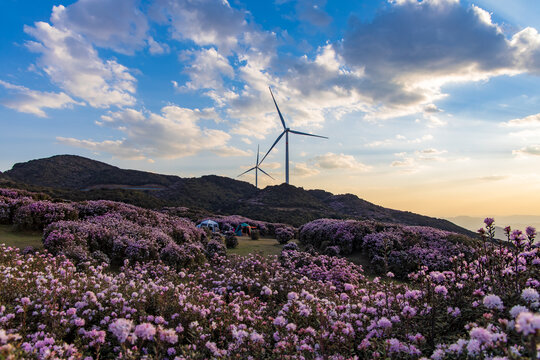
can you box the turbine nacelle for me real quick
[259,87,328,184]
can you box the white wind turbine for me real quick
[237,145,274,188]
[259,87,328,184]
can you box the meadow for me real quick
[0,187,539,359]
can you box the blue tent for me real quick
[196,219,220,233]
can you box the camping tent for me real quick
[196,219,220,233]
[235,223,253,236]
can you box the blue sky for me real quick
[1,0,539,218]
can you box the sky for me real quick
[1,0,539,219]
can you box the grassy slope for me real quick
[0,225,43,249]
[227,237,288,257]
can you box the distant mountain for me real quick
[3,155,475,235]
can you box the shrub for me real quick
[205,239,226,259]
[13,200,78,230]
[282,242,299,252]
[275,227,294,244]
[225,231,238,248]
[250,229,260,240]
[299,218,479,279]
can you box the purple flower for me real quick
[434,285,448,296]
[515,312,540,336]
[134,323,156,340]
[521,288,539,302]
[483,294,504,310]
[108,318,133,343]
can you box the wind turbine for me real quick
[259,87,328,184]
[237,145,274,188]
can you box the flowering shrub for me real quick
[299,218,378,253]
[12,200,79,230]
[0,216,538,359]
[225,231,239,248]
[205,239,227,259]
[300,219,478,279]
[275,227,295,244]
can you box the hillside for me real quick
[3,155,475,235]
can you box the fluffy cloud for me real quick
[24,21,137,108]
[512,145,540,157]
[151,0,249,53]
[334,0,540,118]
[503,113,540,127]
[292,162,320,177]
[311,152,370,171]
[180,48,235,91]
[50,0,149,54]
[58,106,249,159]
[0,80,81,117]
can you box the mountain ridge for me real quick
[3,155,475,235]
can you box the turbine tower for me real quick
[260,87,328,184]
[237,145,274,188]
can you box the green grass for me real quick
[227,236,292,257]
[0,225,43,249]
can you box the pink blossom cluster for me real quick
[0,219,538,360]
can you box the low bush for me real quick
[250,229,260,240]
[275,227,294,244]
[225,231,239,248]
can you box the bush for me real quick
[282,242,298,252]
[225,231,238,248]
[250,229,260,240]
[275,227,294,244]
[206,239,226,259]
[13,200,78,230]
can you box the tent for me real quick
[196,219,220,233]
[235,223,253,236]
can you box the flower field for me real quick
[1,188,539,359]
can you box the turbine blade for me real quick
[237,166,256,177]
[258,167,275,180]
[269,87,287,130]
[259,130,286,165]
[289,129,328,139]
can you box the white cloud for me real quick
[151,0,249,53]
[512,145,540,157]
[502,113,540,127]
[311,152,370,171]
[292,162,320,177]
[57,137,146,160]
[0,80,82,117]
[24,21,137,108]
[50,0,149,54]
[181,48,234,91]
[336,0,540,119]
[58,105,248,159]
[147,37,170,55]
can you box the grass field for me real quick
[0,225,43,249]
[226,236,292,256]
